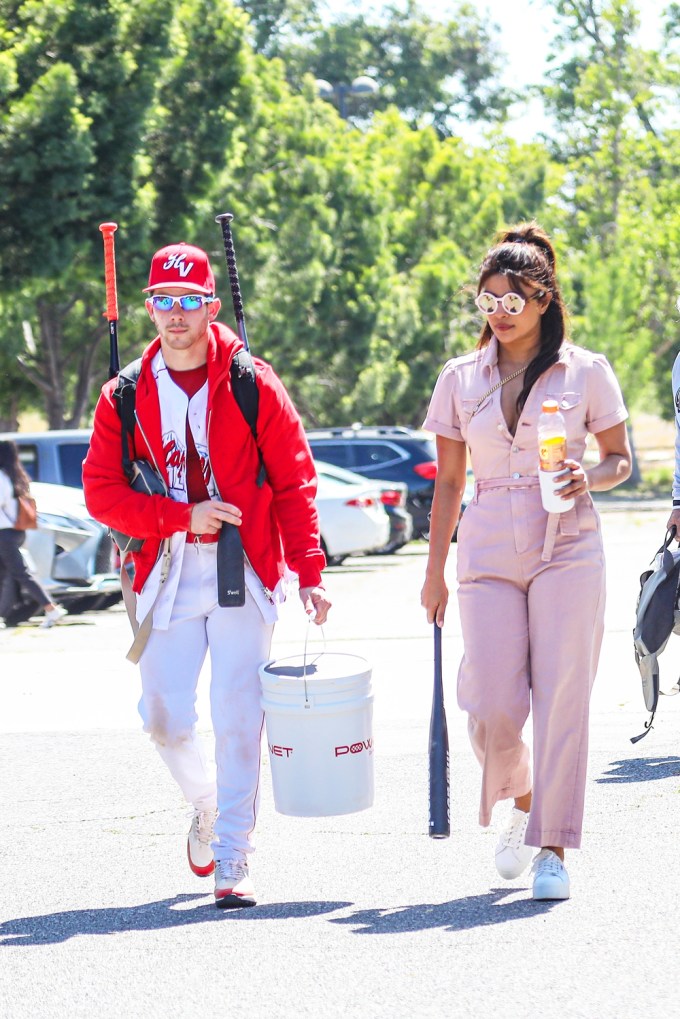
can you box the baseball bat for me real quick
[429,622,450,838]
[214,212,250,351]
[99,222,120,379]
[213,211,248,607]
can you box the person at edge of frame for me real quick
[0,440,67,629]
[82,241,331,910]
[665,330,680,539]
[420,222,632,902]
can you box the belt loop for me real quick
[541,513,559,562]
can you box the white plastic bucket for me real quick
[260,651,374,817]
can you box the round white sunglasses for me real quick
[475,290,544,316]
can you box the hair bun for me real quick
[498,221,556,268]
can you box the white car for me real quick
[315,461,391,566]
[6,482,121,624]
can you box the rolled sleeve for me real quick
[585,355,629,434]
[423,362,464,441]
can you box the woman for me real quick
[0,440,66,628]
[421,222,631,901]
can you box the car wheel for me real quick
[321,538,346,568]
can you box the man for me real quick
[83,241,330,908]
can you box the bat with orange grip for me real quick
[99,222,120,379]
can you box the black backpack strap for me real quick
[113,357,143,480]
[230,350,266,487]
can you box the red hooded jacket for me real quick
[83,322,325,595]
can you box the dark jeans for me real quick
[0,528,50,619]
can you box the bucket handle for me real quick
[302,618,326,708]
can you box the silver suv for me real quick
[0,429,92,487]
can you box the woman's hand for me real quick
[421,574,449,628]
[553,459,589,500]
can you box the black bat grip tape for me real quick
[215,214,244,321]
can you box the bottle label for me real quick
[539,435,566,471]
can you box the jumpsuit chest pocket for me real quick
[545,391,582,414]
[459,396,494,436]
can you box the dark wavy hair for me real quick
[476,221,568,413]
[0,440,31,497]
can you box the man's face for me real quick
[145,287,221,358]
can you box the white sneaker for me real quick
[187,809,216,877]
[495,807,533,879]
[531,849,570,900]
[39,605,67,629]
[214,858,256,909]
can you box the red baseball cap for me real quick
[143,243,216,294]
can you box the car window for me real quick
[352,443,405,470]
[17,444,38,481]
[308,442,352,468]
[58,443,90,487]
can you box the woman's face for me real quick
[478,273,550,357]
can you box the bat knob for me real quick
[215,212,234,225]
[99,222,118,234]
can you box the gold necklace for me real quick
[470,364,527,418]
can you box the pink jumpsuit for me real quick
[424,338,628,849]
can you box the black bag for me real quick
[109,459,167,554]
[632,527,680,742]
[107,360,168,553]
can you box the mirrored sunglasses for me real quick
[475,291,529,316]
[147,294,215,312]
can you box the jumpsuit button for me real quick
[512,472,520,479]
[497,423,504,431]
[512,446,519,452]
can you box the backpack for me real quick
[632,527,680,743]
[113,349,266,488]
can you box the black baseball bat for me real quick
[429,622,450,838]
[214,211,250,351]
[213,211,247,607]
[99,222,120,379]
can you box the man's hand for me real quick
[299,586,331,625]
[190,499,242,535]
[666,508,680,539]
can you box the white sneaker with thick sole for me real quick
[214,859,256,909]
[495,807,533,879]
[531,849,570,900]
[187,809,216,877]
[40,605,67,629]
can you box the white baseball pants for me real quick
[137,542,274,861]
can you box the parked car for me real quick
[0,429,93,488]
[4,482,121,624]
[306,425,437,538]
[315,461,391,566]
[315,461,413,554]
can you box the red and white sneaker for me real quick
[187,809,216,877]
[214,859,256,909]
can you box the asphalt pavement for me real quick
[2,504,680,1019]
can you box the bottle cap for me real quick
[541,399,559,413]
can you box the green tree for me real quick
[0,0,253,427]
[279,0,511,132]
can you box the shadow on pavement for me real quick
[327,888,559,934]
[596,756,680,783]
[0,896,353,946]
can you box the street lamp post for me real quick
[315,75,379,119]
